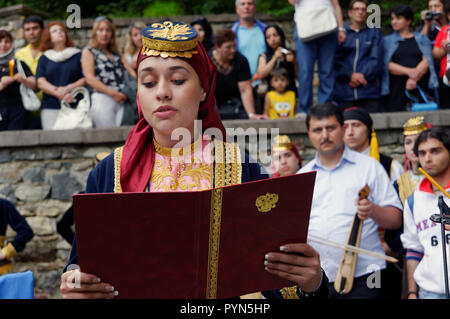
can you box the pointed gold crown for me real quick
[141,21,198,59]
[272,135,293,152]
[403,116,427,136]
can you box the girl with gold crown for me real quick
[395,116,430,205]
[271,135,302,177]
[60,21,325,299]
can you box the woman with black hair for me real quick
[382,5,439,112]
[190,17,214,52]
[257,24,297,95]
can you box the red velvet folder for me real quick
[73,171,316,299]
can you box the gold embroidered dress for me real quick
[397,169,425,205]
[149,137,212,192]
[113,135,243,193]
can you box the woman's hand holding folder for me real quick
[264,243,323,294]
[60,269,118,299]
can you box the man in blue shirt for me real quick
[298,102,402,299]
[230,0,267,79]
[333,0,384,113]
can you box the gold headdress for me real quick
[272,135,294,152]
[403,116,428,136]
[141,21,198,59]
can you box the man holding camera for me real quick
[419,0,448,44]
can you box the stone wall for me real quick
[1,110,449,298]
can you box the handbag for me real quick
[53,86,93,130]
[16,59,41,112]
[294,6,338,42]
[405,86,438,112]
[218,97,248,120]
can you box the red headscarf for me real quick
[119,42,226,192]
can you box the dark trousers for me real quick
[380,261,403,299]
[329,272,382,299]
[253,86,263,115]
[27,110,42,130]
[0,103,28,131]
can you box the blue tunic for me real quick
[36,52,83,110]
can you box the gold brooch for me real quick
[255,193,279,213]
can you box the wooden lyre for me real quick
[334,184,370,295]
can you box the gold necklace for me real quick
[153,138,201,178]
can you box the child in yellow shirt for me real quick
[263,67,296,119]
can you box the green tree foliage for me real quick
[0,0,429,21]
[143,1,183,17]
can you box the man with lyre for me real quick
[298,103,402,299]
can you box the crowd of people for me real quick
[1,0,450,131]
[0,1,449,301]
[228,0,450,117]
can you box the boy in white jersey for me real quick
[401,127,450,299]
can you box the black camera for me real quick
[425,11,441,20]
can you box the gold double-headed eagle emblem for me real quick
[148,21,192,40]
[255,193,279,213]
[141,21,198,58]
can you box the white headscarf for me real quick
[0,29,15,65]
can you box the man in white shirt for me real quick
[298,102,402,298]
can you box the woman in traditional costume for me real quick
[271,135,302,177]
[395,116,430,205]
[60,21,325,299]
